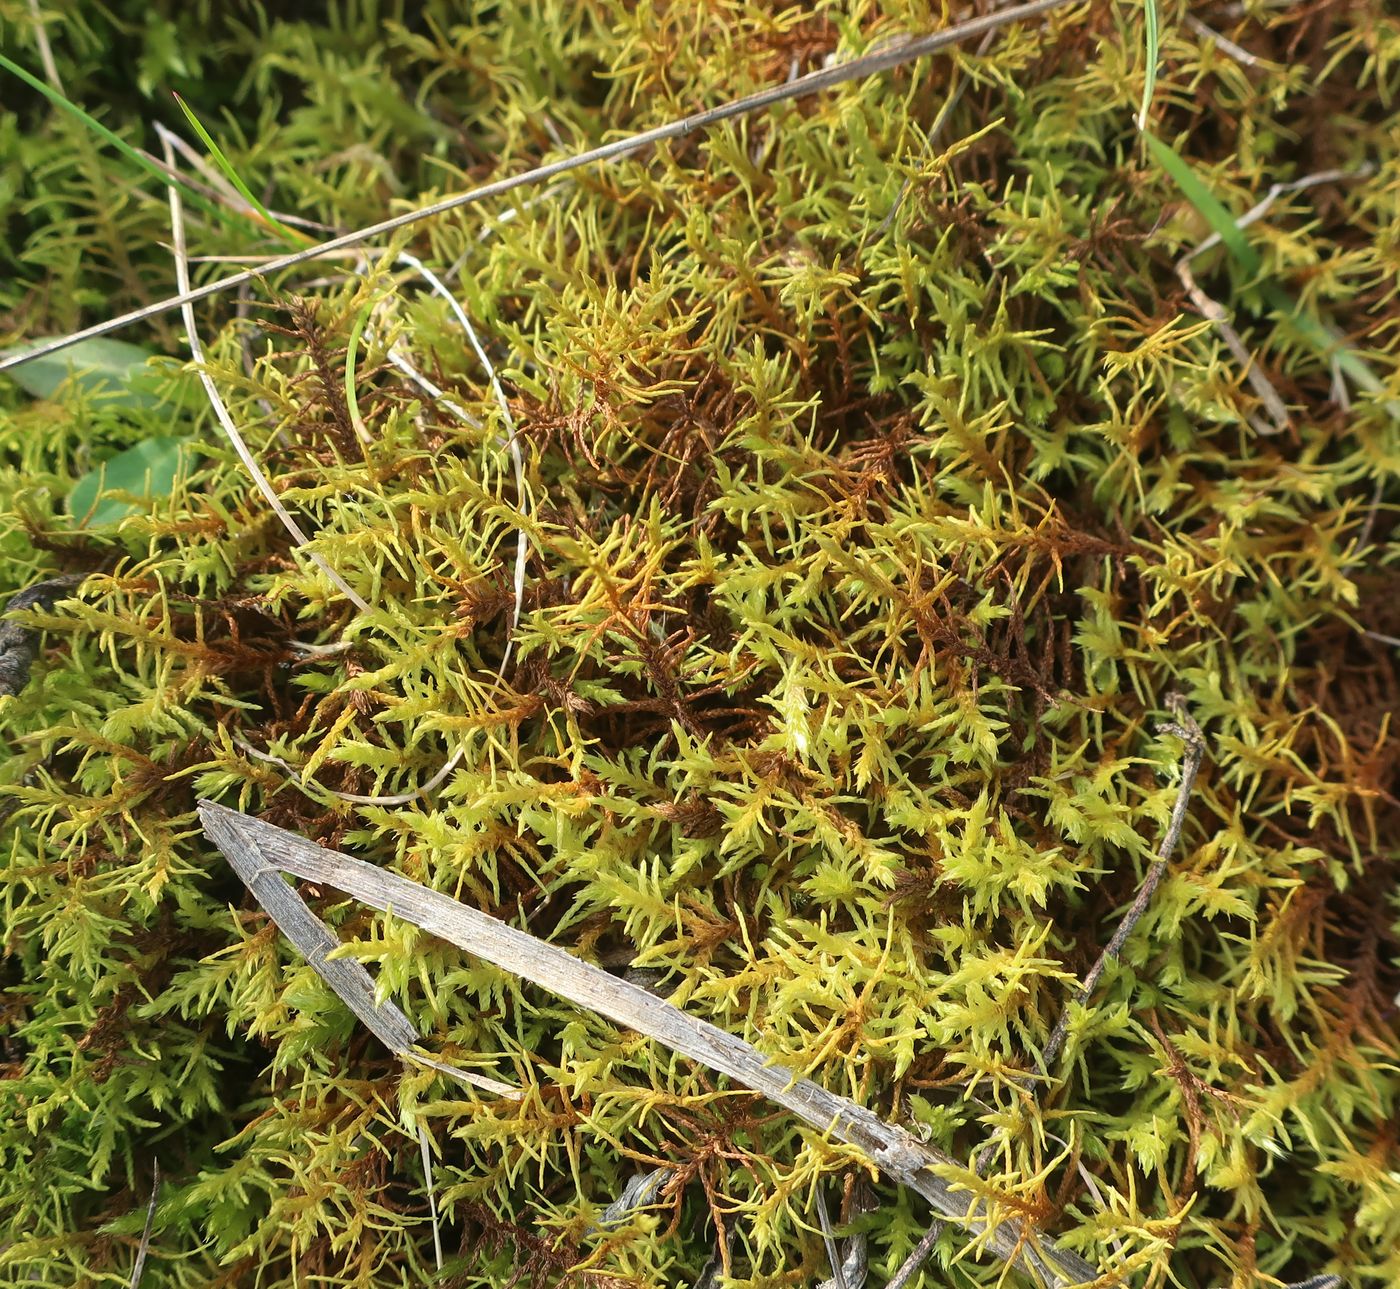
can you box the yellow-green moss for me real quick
[1,2,1398,1287]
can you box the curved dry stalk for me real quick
[1175,255,1291,435]
[163,146,486,808]
[25,0,63,93]
[283,251,529,808]
[160,136,371,614]
[392,250,528,660]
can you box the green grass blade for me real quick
[172,93,306,245]
[344,301,373,440]
[1142,130,1260,273]
[1138,0,1160,130]
[1263,284,1398,408]
[1146,130,1397,417]
[0,51,256,237]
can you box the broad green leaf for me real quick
[69,435,190,527]
[7,337,167,411]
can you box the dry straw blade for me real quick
[204,799,517,1098]
[199,800,1101,1288]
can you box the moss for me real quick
[1,1,1398,1286]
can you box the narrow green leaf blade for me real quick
[1142,130,1260,274]
[0,52,259,237]
[173,93,303,245]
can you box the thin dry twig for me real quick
[320,744,468,808]
[1040,698,1204,1071]
[885,1215,944,1289]
[891,700,1205,1287]
[166,144,497,808]
[128,1162,159,1289]
[288,638,356,659]
[0,0,1083,375]
[198,799,1102,1289]
[276,251,527,808]
[1184,15,1269,68]
[1183,166,1372,267]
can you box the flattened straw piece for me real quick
[1,0,1083,374]
[160,137,372,614]
[199,800,1101,1289]
[214,798,517,1097]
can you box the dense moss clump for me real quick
[1,1,1398,1286]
